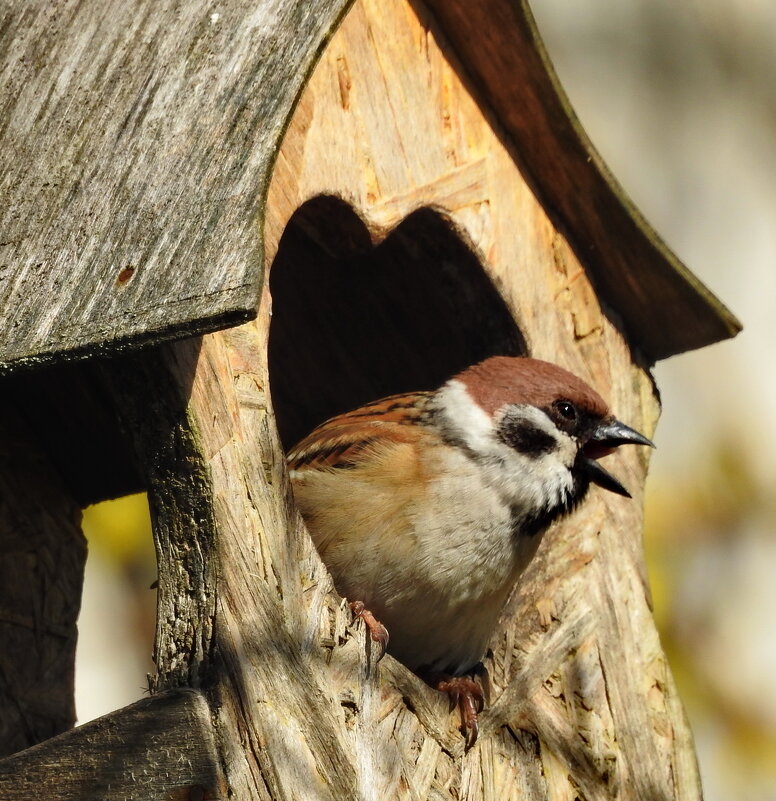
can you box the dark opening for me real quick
[268,195,527,450]
[3,362,155,732]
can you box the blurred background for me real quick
[532,2,776,799]
[74,1,776,799]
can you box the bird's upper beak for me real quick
[579,419,655,498]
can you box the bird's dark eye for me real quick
[553,400,577,421]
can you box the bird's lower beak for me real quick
[579,419,655,499]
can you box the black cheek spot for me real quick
[498,417,557,458]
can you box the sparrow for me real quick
[287,356,653,744]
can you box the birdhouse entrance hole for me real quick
[267,195,526,450]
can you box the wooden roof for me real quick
[0,0,740,374]
[421,0,741,360]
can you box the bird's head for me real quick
[432,356,654,530]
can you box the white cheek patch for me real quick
[492,405,576,511]
[435,383,577,514]
[434,379,499,454]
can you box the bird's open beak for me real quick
[580,419,655,498]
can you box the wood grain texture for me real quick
[0,689,227,801]
[0,0,351,373]
[103,316,364,801]
[0,0,738,377]
[97,211,700,795]
[0,400,86,757]
[2,0,712,795]
[259,0,701,798]
[419,0,741,361]
[101,311,697,798]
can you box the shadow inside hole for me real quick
[268,195,527,450]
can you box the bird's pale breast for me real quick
[292,433,540,673]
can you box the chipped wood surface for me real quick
[102,303,697,798]
[105,317,363,801]
[0,690,227,801]
[0,0,707,797]
[100,17,704,781]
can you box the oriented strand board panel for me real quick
[265,0,739,364]
[265,0,622,382]
[261,4,702,797]
[0,0,350,372]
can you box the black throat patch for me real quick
[511,472,591,538]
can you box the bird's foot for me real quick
[349,601,389,660]
[433,674,485,748]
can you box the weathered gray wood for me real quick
[419,0,741,361]
[0,400,86,757]
[0,689,227,801]
[0,0,738,377]
[0,0,351,373]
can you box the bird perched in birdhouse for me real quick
[288,356,653,744]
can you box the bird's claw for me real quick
[434,675,485,748]
[349,601,389,661]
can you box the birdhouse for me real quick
[0,0,739,799]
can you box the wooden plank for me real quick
[0,690,226,801]
[419,0,741,361]
[0,400,86,756]
[0,0,351,373]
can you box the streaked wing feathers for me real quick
[287,391,433,472]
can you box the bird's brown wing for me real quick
[287,391,433,472]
